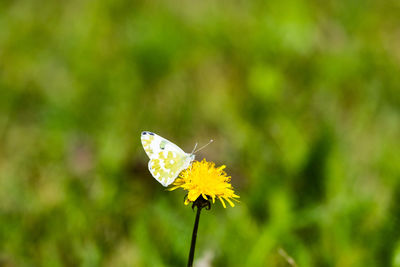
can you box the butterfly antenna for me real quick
[194,139,214,153]
[190,143,198,155]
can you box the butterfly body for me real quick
[141,131,195,187]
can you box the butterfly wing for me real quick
[141,131,186,158]
[141,131,192,186]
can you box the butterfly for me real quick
[141,131,195,187]
[141,131,213,187]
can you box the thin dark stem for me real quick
[187,205,202,267]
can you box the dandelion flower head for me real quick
[170,159,239,208]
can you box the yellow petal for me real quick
[219,196,227,208]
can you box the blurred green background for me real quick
[1,0,400,266]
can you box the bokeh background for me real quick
[1,0,400,266]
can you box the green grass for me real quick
[0,0,400,266]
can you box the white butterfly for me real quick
[141,131,195,187]
[141,131,213,187]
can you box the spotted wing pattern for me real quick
[141,131,192,187]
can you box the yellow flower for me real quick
[169,159,239,208]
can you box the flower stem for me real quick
[187,204,202,267]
